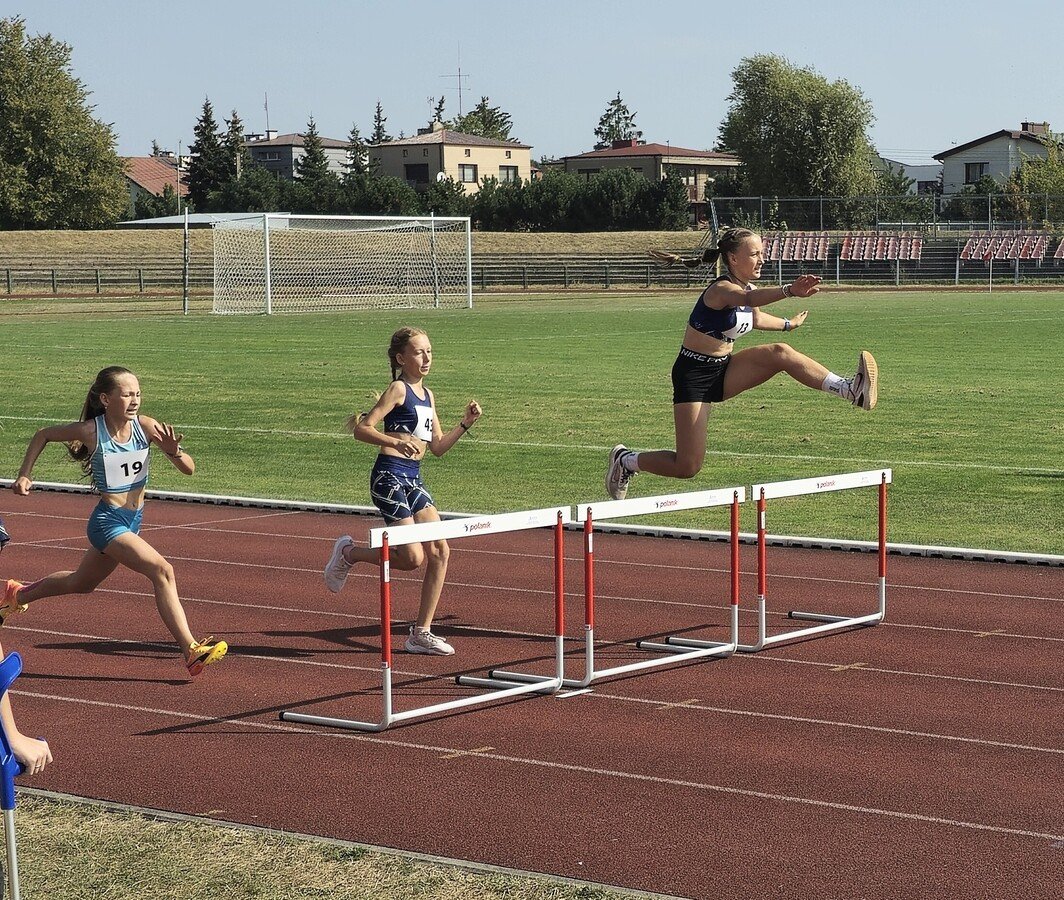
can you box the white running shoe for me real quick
[850,351,879,410]
[404,626,455,656]
[324,535,355,593]
[606,444,635,501]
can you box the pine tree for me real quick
[593,92,642,150]
[451,97,514,141]
[222,109,251,181]
[370,101,391,143]
[294,116,331,180]
[187,98,229,210]
[343,123,368,178]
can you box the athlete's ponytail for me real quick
[68,366,134,472]
[649,227,758,271]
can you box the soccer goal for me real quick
[212,213,473,314]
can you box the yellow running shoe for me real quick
[186,635,228,677]
[0,580,27,627]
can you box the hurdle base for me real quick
[455,674,560,693]
[737,611,883,653]
[788,610,879,625]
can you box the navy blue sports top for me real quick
[382,382,434,441]
[688,275,754,343]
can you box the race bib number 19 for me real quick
[103,448,150,489]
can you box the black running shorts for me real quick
[671,347,732,404]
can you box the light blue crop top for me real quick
[90,415,150,493]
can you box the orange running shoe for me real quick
[0,580,27,627]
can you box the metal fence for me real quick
[712,194,1064,233]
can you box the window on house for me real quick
[404,164,430,186]
[499,165,519,183]
[965,162,988,183]
[423,149,428,156]
[263,151,280,161]
[464,148,471,157]
[402,149,408,158]
[459,164,478,183]
[505,150,512,159]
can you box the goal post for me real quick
[212,213,473,314]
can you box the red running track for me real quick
[1,492,1061,899]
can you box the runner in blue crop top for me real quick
[606,228,880,500]
[7,366,228,678]
[323,327,482,657]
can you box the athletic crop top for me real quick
[382,382,434,441]
[90,415,150,493]
[688,275,754,342]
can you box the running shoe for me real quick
[0,580,27,627]
[187,636,228,677]
[324,535,355,593]
[850,351,879,410]
[404,627,455,656]
[605,444,635,501]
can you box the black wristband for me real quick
[459,422,470,432]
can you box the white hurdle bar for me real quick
[490,487,744,690]
[737,469,891,653]
[279,505,571,731]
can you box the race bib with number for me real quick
[413,405,433,441]
[103,447,150,490]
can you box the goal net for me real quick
[212,214,472,314]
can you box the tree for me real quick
[1004,136,1064,225]
[132,182,179,219]
[593,92,642,150]
[294,116,331,181]
[431,95,446,124]
[717,55,878,203]
[186,98,230,211]
[0,17,128,228]
[451,96,514,141]
[370,100,391,143]
[221,109,250,182]
[343,123,368,178]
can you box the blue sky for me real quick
[14,0,1063,165]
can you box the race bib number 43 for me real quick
[413,404,433,441]
[103,448,150,489]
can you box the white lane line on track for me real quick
[7,509,1061,607]
[584,692,1063,755]
[13,689,1064,844]
[5,529,1064,651]
[1,414,1060,474]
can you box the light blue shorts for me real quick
[87,502,144,552]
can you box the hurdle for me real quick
[489,486,744,690]
[279,505,571,731]
[737,469,891,652]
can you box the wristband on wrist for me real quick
[783,283,793,298]
[165,445,185,458]
[459,421,470,432]
[783,319,792,332]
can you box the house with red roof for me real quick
[123,154,188,210]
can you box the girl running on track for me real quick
[324,327,482,657]
[607,227,879,500]
[3,366,228,677]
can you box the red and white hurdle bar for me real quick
[737,468,891,653]
[489,486,744,689]
[279,505,571,732]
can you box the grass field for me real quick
[0,289,1061,554]
[15,793,630,899]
